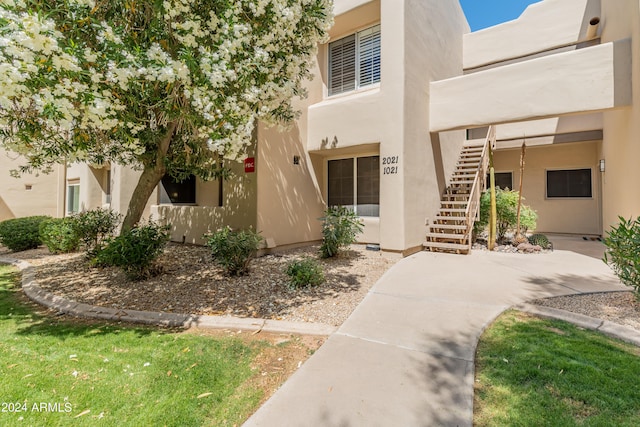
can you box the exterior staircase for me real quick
[423,126,496,254]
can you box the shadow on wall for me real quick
[0,196,15,221]
[153,171,257,245]
[257,122,326,247]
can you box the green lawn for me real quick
[0,265,266,426]
[475,310,640,427]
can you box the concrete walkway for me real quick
[244,249,630,427]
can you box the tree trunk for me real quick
[121,122,177,232]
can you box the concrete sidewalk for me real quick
[244,249,628,427]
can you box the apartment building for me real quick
[1,0,638,255]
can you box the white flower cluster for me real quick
[0,0,333,166]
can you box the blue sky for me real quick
[459,0,542,32]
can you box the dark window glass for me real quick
[357,156,380,217]
[161,174,196,204]
[547,169,592,198]
[486,172,513,190]
[328,159,354,208]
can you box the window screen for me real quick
[328,159,354,208]
[547,169,592,198]
[358,25,381,87]
[357,156,380,217]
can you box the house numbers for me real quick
[382,156,400,175]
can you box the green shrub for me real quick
[93,221,170,280]
[205,227,263,276]
[0,216,50,252]
[286,258,325,288]
[604,216,640,295]
[39,217,81,254]
[319,206,364,258]
[74,208,121,255]
[475,189,537,240]
[528,233,551,249]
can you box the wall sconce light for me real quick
[293,155,300,165]
[599,159,605,172]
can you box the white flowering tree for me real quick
[0,0,332,230]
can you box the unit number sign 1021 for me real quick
[382,156,399,175]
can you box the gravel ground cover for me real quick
[1,243,638,331]
[0,243,400,327]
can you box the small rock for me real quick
[517,243,542,253]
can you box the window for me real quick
[67,182,80,215]
[546,169,592,198]
[328,156,380,217]
[160,174,196,204]
[328,25,380,96]
[486,172,513,190]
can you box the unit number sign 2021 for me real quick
[382,156,399,175]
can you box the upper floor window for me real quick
[328,25,381,96]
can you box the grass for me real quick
[0,265,269,426]
[474,310,640,427]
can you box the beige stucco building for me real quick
[1,0,638,255]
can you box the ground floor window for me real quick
[546,168,592,198]
[486,171,513,190]
[160,174,196,204]
[67,182,80,215]
[328,156,380,217]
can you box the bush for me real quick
[528,233,552,250]
[475,189,537,240]
[93,221,170,280]
[205,227,262,276]
[74,208,121,255]
[604,216,640,295]
[0,216,50,252]
[319,206,364,258]
[286,258,325,288]
[39,218,81,254]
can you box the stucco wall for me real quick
[599,0,640,231]
[256,122,326,249]
[153,158,257,245]
[0,151,64,220]
[431,40,631,132]
[401,0,468,250]
[493,141,601,235]
[463,0,601,69]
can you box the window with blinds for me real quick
[328,25,380,96]
[328,156,380,217]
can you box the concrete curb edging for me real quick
[0,257,336,337]
[516,303,640,347]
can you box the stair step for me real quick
[423,241,470,252]
[425,232,467,240]
[441,202,468,207]
[464,142,485,148]
[439,208,466,213]
[434,216,467,223]
[461,148,484,154]
[451,174,476,179]
[450,180,474,185]
[429,223,467,230]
